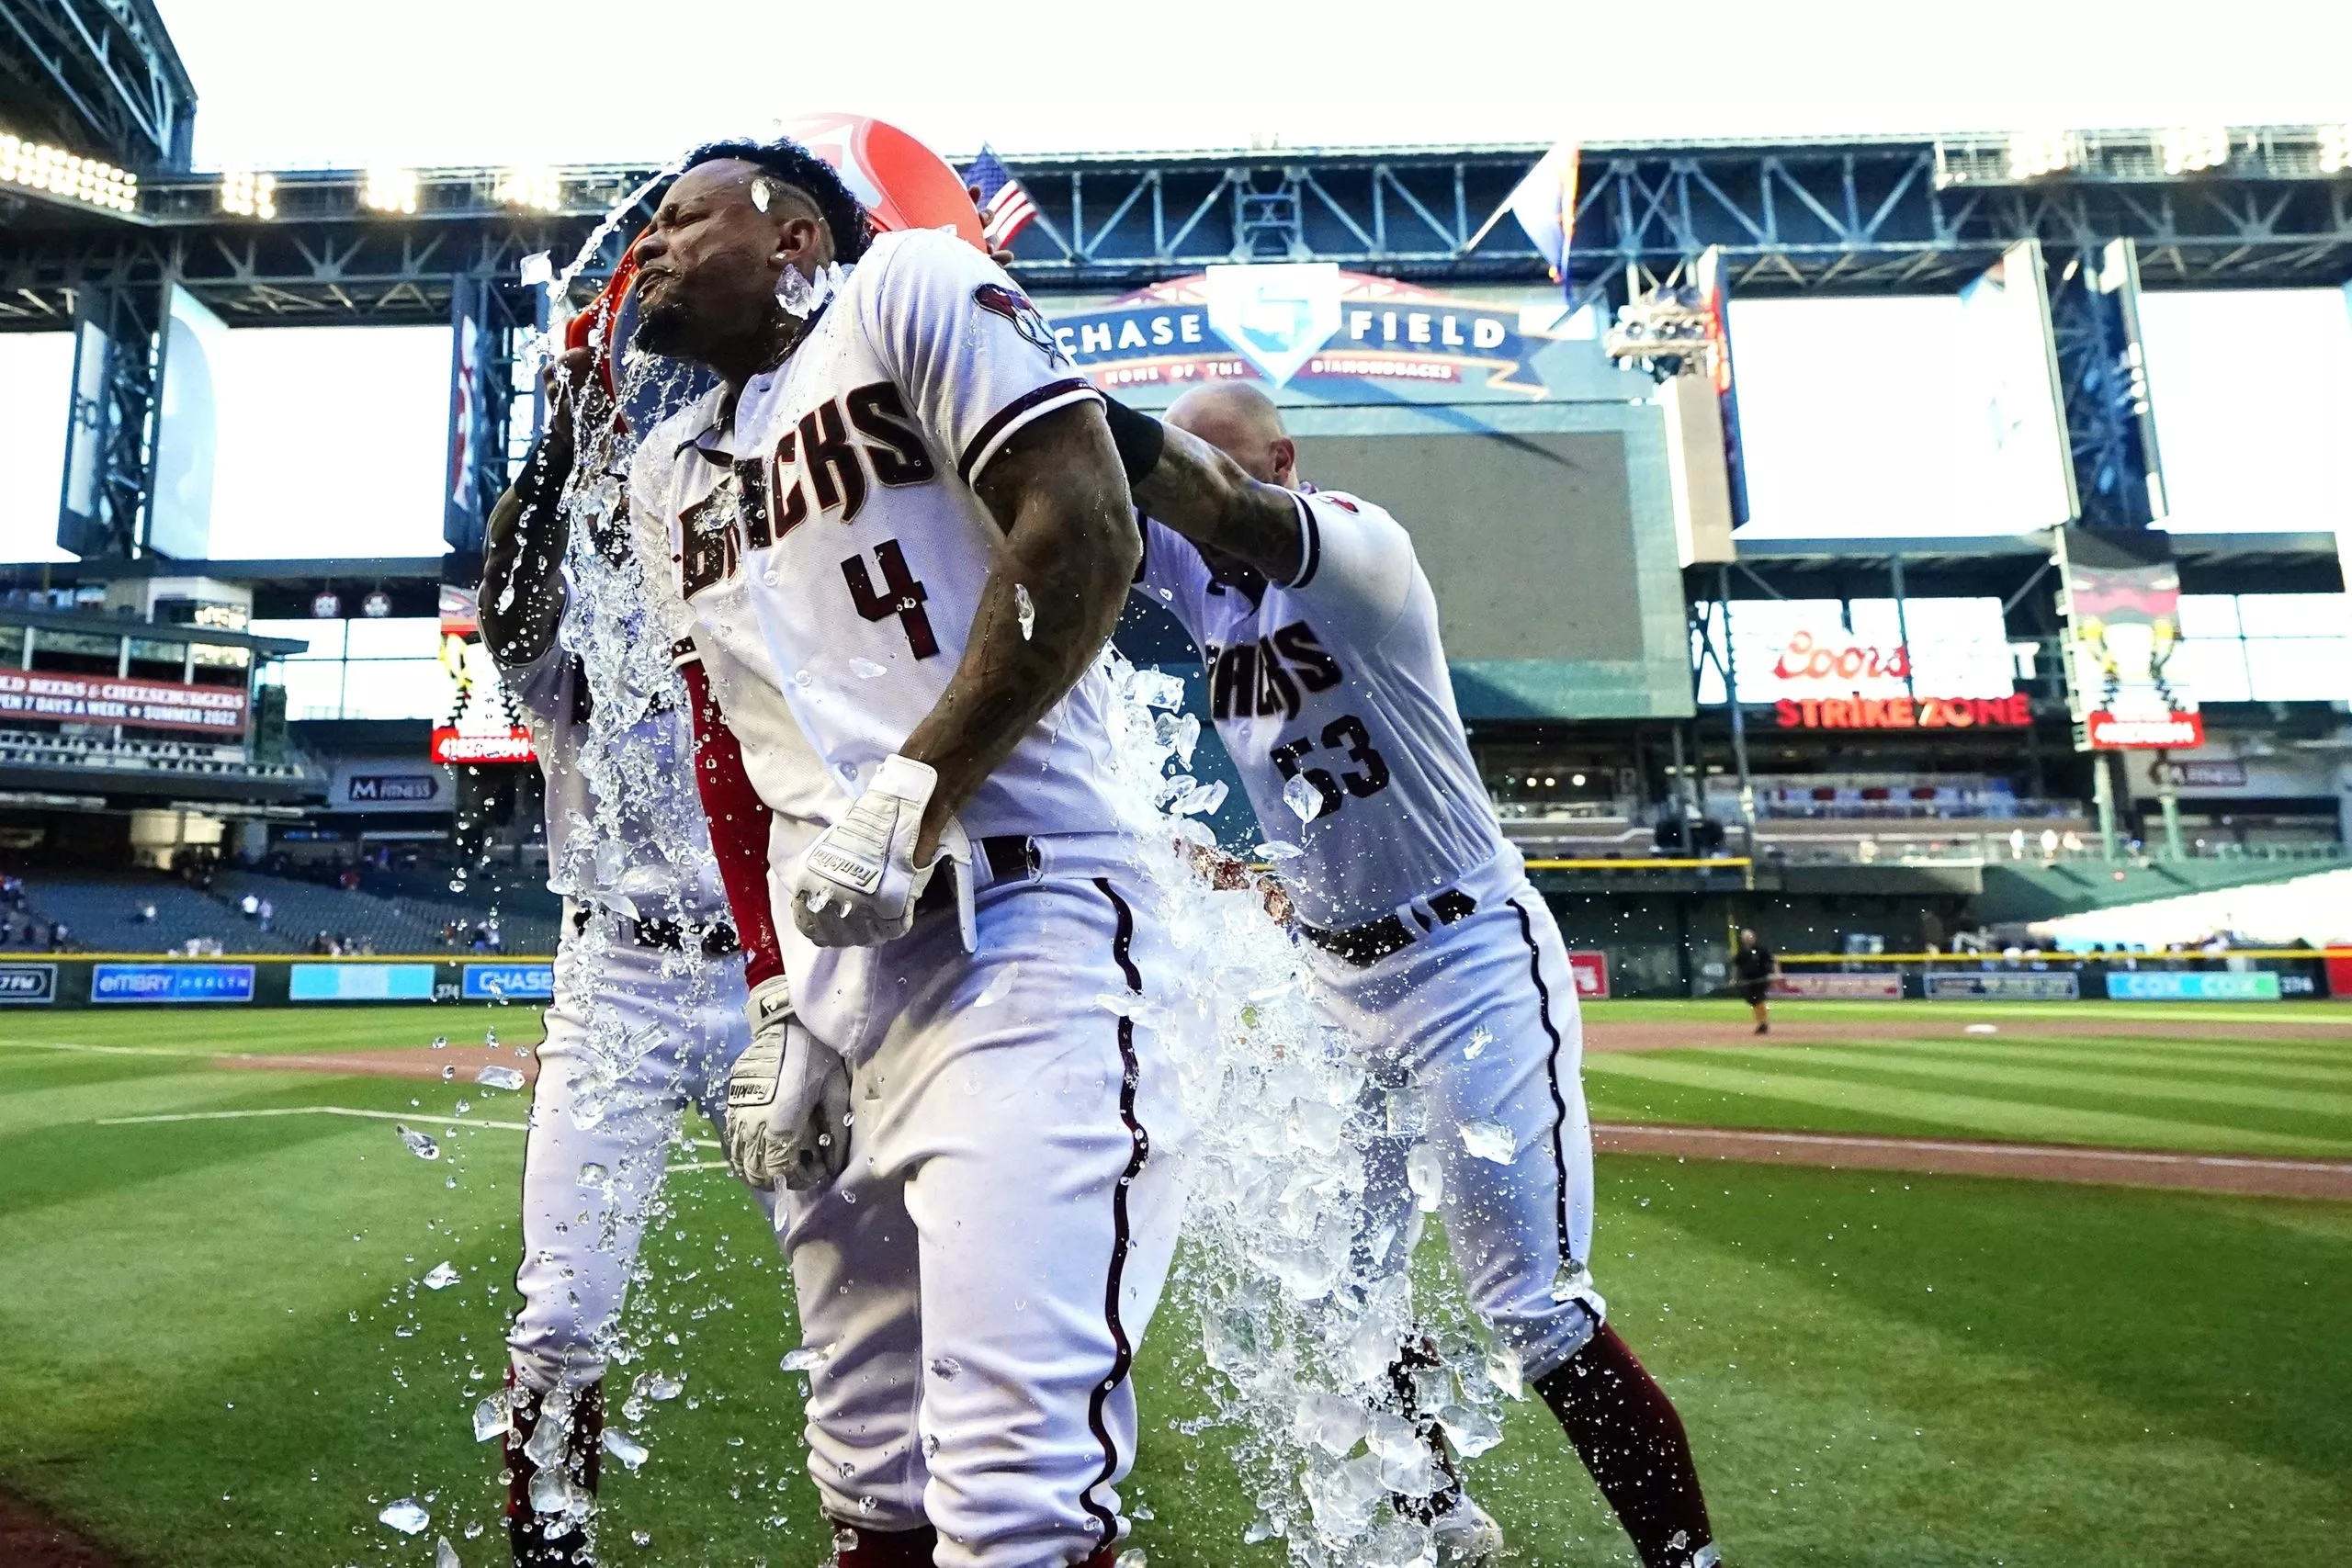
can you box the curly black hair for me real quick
[678,136,873,263]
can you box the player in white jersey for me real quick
[478,397,775,1565]
[622,139,1186,1568]
[1110,383,1721,1568]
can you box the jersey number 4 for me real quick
[842,540,940,660]
[1270,714,1390,819]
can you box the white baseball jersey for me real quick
[1137,492,1506,930]
[496,637,728,921]
[628,227,1133,841]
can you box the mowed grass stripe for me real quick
[1753,1043,2352,1122]
[1587,998,2352,1028]
[1584,1051,2352,1157]
[1852,1035,2352,1089]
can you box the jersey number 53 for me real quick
[1270,714,1390,820]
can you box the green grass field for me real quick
[2,1001,2347,1567]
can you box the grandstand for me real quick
[0,6,2345,996]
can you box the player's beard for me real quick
[633,292,694,358]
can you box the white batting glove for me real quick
[791,753,965,948]
[723,975,853,1192]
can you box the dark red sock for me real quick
[678,651,782,989]
[834,1523,938,1566]
[1535,1325,1714,1568]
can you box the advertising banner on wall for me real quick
[1566,952,1610,999]
[91,963,255,1004]
[0,963,57,1004]
[432,584,535,764]
[1047,266,1595,404]
[2104,970,2279,1001]
[0,669,248,734]
[1925,972,2081,1001]
[2055,527,2202,750]
[289,963,438,1002]
[1769,973,1905,1000]
[462,961,555,1001]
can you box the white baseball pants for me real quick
[1312,864,1602,1382]
[507,925,759,1393]
[776,834,1189,1568]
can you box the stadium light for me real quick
[219,169,277,219]
[2005,130,2075,180]
[2157,127,2232,175]
[0,131,138,214]
[362,166,419,214]
[495,166,563,211]
[2319,125,2352,175]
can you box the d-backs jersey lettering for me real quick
[628,228,1132,841]
[1138,491,1506,930]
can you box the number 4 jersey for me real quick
[628,228,1134,841]
[1137,493,1508,930]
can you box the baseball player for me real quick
[478,366,774,1565]
[622,138,1188,1568]
[1106,382,1721,1568]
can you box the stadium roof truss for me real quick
[2,130,2348,331]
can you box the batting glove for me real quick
[723,975,853,1192]
[791,753,966,948]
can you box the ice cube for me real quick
[576,1163,608,1190]
[1368,1410,1439,1496]
[1550,1258,1597,1304]
[1172,779,1227,817]
[1094,991,1139,1018]
[1171,713,1201,766]
[1127,668,1186,710]
[601,1427,649,1470]
[1301,1451,1386,1540]
[1282,773,1326,823]
[526,1469,577,1516]
[636,1371,684,1402]
[1458,1120,1516,1164]
[395,1124,440,1161]
[973,965,1018,1008]
[471,1393,510,1442]
[927,1356,961,1380]
[1253,840,1304,861]
[850,657,888,679]
[1115,1551,1148,1568]
[779,1344,830,1373]
[1014,583,1035,641]
[1435,1401,1504,1457]
[1482,1340,1525,1401]
[1464,1025,1494,1060]
[1292,1390,1370,1457]
[517,252,554,288]
[423,1261,459,1291]
[1964,1022,1998,1034]
[379,1498,430,1535]
[476,1066,526,1091]
[1406,1143,1445,1213]
[435,1535,462,1568]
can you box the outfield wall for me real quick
[0,949,2341,1008]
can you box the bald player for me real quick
[1104,382,1721,1568]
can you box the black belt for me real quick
[911,834,1040,918]
[571,906,740,957]
[1301,888,1478,968]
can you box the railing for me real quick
[0,728,309,780]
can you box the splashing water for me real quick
[395,1124,440,1161]
[1014,583,1036,640]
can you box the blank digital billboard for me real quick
[1283,403,1690,719]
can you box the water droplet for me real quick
[430,1036,448,1050]
[476,1066,526,1091]
[1464,1025,1494,1060]
[635,1371,684,1402]
[793,669,815,690]
[1252,840,1304,861]
[440,1064,456,1081]
[423,1261,459,1290]
[928,1357,961,1380]
[1014,583,1035,641]
[973,965,1018,1008]
[779,1344,830,1373]
[395,1124,440,1161]
[850,657,888,679]
[577,1163,609,1189]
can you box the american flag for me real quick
[963,145,1038,253]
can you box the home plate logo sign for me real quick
[1200,264,1346,386]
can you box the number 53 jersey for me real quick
[628,227,1132,841]
[1137,493,1508,931]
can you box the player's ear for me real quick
[1270,435,1298,486]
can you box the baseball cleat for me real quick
[1430,1492,1505,1567]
